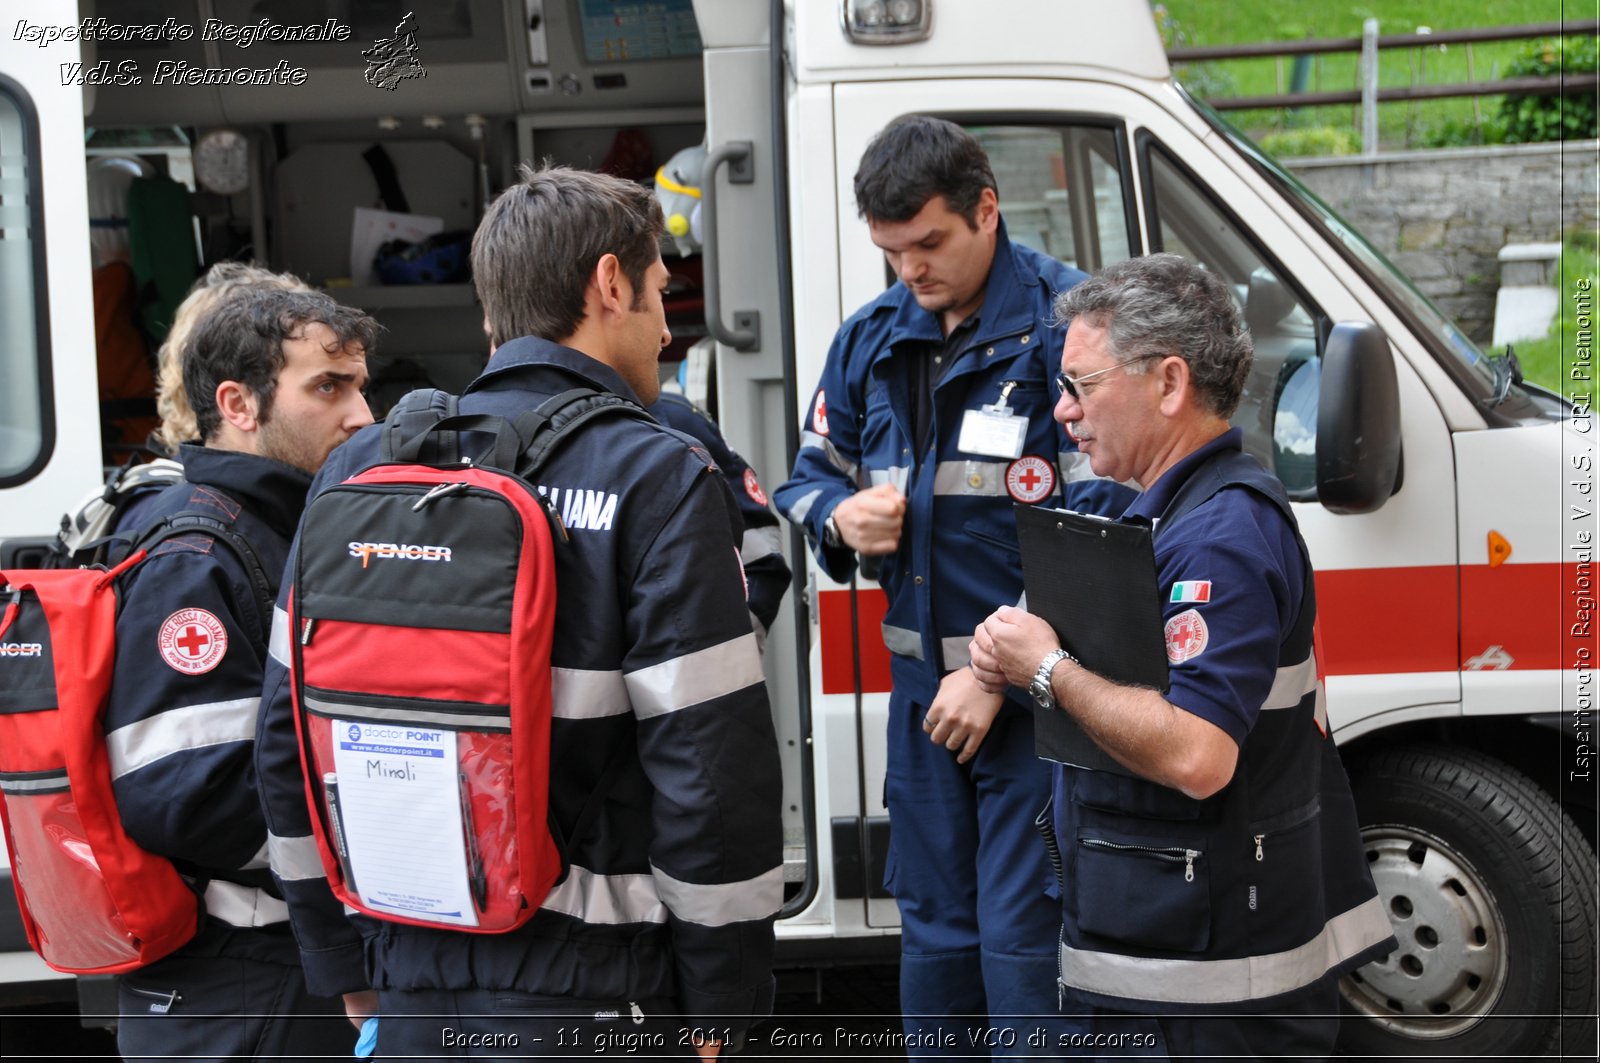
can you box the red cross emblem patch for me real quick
[158,608,229,675]
[1005,455,1056,504]
[744,468,769,507]
[813,389,830,437]
[1164,608,1209,664]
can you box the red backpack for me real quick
[288,388,645,933]
[0,514,274,974]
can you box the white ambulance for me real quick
[0,1,1592,1055]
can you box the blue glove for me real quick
[355,1015,379,1059]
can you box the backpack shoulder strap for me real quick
[130,511,276,649]
[1153,448,1292,542]
[1153,447,1317,659]
[382,388,462,465]
[510,388,654,480]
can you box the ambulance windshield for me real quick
[1182,93,1556,420]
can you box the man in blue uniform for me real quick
[649,391,789,650]
[774,116,1128,1053]
[256,165,783,1060]
[108,287,378,1062]
[970,254,1397,1060]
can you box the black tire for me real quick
[1337,746,1598,1058]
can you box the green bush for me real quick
[1498,36,1598,143]
[1415,116,1507,149]
[1258,126,1362,157]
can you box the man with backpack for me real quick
[255,164,784,1059]
[108,286,378,1061]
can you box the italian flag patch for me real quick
[1169,580,1212,603]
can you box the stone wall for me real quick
[1286,141,1598,344]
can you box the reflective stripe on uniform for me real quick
[106,697,260,780]
[882,624,923,660]
[267,831,327,882]
[204,879,290,927]
[542,864,667,925]
[941,636,973,670]
[1057,451,1099,483]
[268,606,292,667]
[933,460,1009,497]
[741,525,783,564]
[799,431,860,484]
[785,487,822,524]
[627,634,764,719]
[1262,653,1318,711]
[553,667,630,720]
[1059,894,1393,1005]
[868,466,911,493]
[650,863,783,928]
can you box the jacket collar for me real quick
[176,444,314,540]
[467,335,644,405]
[881,218,1041,351]
[1123,427,1245,523]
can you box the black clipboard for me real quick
[1014,503,1169,772]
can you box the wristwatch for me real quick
[1029,648,1075,709]
[823,514,843,548]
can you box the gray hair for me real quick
[1053,253,1252,419]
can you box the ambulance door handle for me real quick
[701,141,760,352]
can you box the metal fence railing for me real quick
[1168,20,1599,156]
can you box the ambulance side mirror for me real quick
[1316,321,1401,515]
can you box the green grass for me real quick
[1514,235,1600,392]
[1156,1,1584,150]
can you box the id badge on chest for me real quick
[957,380,1028,459]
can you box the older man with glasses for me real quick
[971,253,1396,1061]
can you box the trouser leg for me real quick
[1080,983,1341,1062]
[1155,984,1341,1062]
[885,689,988,1059]
[376,989,696,1062]
[117,932,352,1063]
[970,703,1090,1052]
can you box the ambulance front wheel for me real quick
[1337,746,1597,1059]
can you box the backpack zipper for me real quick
[412,481,469,512]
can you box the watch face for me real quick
[195,129,251,195]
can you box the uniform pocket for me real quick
[1072,768,1215,823]
[1074,832,1210,953]
[962,519,1022,557]
[1244,797,1327,943]
[1247,796,1321,864]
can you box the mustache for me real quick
[1066,421,1089,441]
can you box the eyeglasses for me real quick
[1055,355,1162,401]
